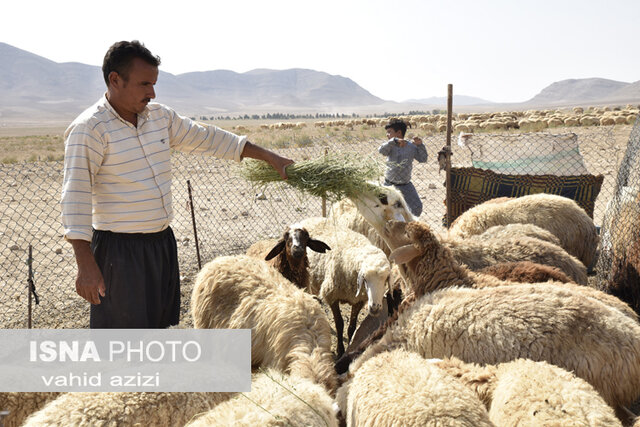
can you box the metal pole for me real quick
[321,147,328,217]
[187,180,202,270]
[27,244,33,329]
[445,84,453,228]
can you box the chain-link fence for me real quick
[596,118,640,314]
[0,124,633,328]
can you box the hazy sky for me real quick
[2,0,638,103]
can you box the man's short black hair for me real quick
[102,40,161,86]
[384,118,410,137]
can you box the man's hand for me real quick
[270,153,294,180]
[241,141,294,180]
[70,240,105,305]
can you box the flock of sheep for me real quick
[4,184,640,426]
[252,105,639,135]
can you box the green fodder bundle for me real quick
[239,153,384,202]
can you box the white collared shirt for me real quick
[61,96,247,241]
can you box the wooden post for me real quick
[445,84,453,227]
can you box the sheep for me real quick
[246,223,330,289]
[299,217,392,357]
[443,233,588,285]
[469,223,562,246]
[433,357,622,426]
[191,255,337,393]
[0,393,61,427]
[448,193,598,267]
[327,198,390,256]
[347,282,640,414]
[186,368,338,427]
[335,349,493,427]
[23,392,233,426]
[478,260,575,284]
[328,187,415,256]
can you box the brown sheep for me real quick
[443,234,588,285]
[478,261,575,284]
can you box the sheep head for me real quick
[387,220,472,296]
[356,265,389,316]
[265,224,331,261]
[350,185,415,249]
[385,220,441,264]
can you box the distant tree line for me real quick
[191,110,443,121]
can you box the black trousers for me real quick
[90,227,180,328]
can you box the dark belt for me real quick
[92,227,172,241]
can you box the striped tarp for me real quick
[444,166,604,227]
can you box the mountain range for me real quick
[1,42,639,122]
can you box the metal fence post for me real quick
[187,180,202,271]
[27,244,33,329]
[322,147,328,217]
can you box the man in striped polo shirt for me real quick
[61,40,293,328]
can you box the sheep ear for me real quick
[356,270,365,297]
[390,245,420,264]
[308,239,331,253]
[265,240,286,260]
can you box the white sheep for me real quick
[433,357,622,426]
[347,282,640,415]
[327,193,414,256]
[299,217,391,357]
[186,368,338,427]
[246,223,331,290]
[336,348,493,427]
[446,193,599,268]
[22,392,232,426]
[0,392,61,427]
[469,223,562,246]
[191,255,337,393]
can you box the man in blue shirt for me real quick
[378,118,428,216]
